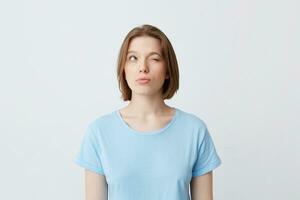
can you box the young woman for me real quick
[75,24,222,200]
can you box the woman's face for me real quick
[124,36,169,97]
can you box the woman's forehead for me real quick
[127,36,162,54]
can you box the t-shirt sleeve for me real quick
[74,124,105,175]
[192,125,221,177]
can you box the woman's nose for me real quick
[138,59,149,72]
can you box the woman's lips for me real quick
[136,79,150,84]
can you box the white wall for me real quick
[0,0,299,199]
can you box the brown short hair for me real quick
[116,24,179,101]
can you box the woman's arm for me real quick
[190,171,213,200]
[85,169,108,200]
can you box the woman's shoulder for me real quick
[177,108,208,129]
[86,110,118,129]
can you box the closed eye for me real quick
[150,57,161,61]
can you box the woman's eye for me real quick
[128,55,137,61]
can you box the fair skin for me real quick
[119,35,175,131]
[85,170,107,200]
[190,171,214,200]
[84,35,214,200]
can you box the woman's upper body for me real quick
[74,24,221,200]
[75,106,221,200]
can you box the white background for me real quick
[0,0,299,199]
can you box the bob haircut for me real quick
[116,24,179,101]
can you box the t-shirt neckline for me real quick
[115,107,180,136]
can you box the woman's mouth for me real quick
[136,79,151,84]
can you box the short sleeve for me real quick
[74,124,105,175]
[192,125,221,177]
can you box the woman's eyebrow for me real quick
[127,51,162,56]
[148,52,162,57]
[127,50,136,55]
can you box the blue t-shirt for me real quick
[74,107,221,200]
